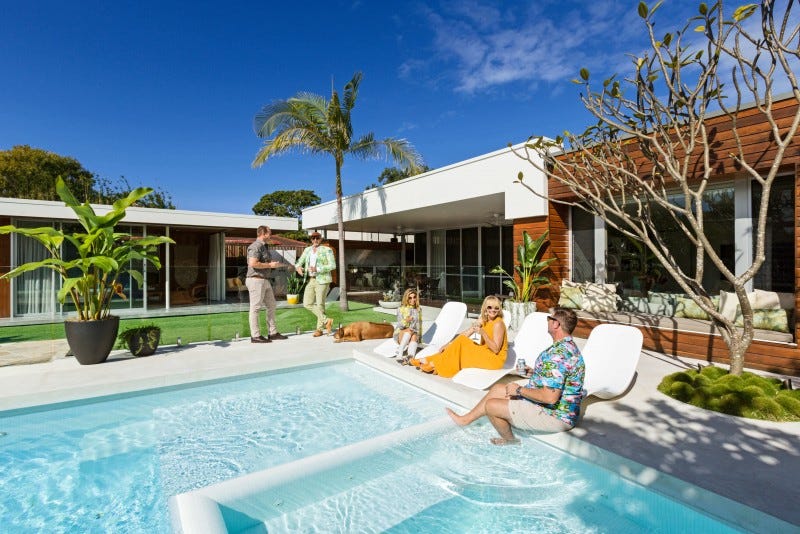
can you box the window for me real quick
[605,184,734,296]
[752,175,795,292]
[571,208,595,283]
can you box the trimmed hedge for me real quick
[658,365,800,422]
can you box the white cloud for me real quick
[403,0,700,95]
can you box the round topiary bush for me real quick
[658,366,800,422]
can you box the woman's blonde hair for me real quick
[401,288,420,308]
[480,295,504,319]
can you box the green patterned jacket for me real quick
[295,245,336,285]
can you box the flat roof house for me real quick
[304,97,799,376]
[0,198,297,321]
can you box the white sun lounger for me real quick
[452,312,552,390]
[582,323,643,399]
[373,301,467,358]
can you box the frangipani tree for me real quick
[252,72,424,310]
[514,1,800,375]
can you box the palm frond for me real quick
[253,100,293,138]
[382,137,424,172]
[349,134,381,160]
[343,72,362,113]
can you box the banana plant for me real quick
[0,177,174,320]
[491,230,555,302]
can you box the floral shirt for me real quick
[395,306,421,335]
[526,336,585,426]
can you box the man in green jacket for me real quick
[295,231,336,336]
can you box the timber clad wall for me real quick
[512,96,800,376]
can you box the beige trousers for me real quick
[245,277,277,337]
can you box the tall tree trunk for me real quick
[335,160,349,311]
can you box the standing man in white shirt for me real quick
[295,231,336,336]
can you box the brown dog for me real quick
[333,321,394,342]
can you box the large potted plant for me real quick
[0,177,174,364]
[491,230,555,330]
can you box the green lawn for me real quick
[0,302,392,346]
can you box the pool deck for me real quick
[0,324,798,528]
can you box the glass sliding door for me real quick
[430,230,446,298]
[752,175,795,292]
[482,226,501,296]
[572,208,595,283]
[461,227,480,298]
[13,220,56,316]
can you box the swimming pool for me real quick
[0,361,445,533]
[2,359,790,533]
[177,415,786,533]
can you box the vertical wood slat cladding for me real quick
[548,97,800,201]
[0,217,9,318]
[573,318,799,375]
[511,203,569,310]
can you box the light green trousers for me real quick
[303,277,330,330]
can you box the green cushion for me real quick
[674,296,719,320]
[735,308,790,333]
[558,285,583,309]
[648,291,678,305]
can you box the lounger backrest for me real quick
[582,323,643,399]
[423,301,467,346]
[507,312,552,368]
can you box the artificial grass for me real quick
[658,365,800,422]
[0,302,391,345]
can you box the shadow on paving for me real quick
[578,396,800,526]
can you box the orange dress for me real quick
[426,316,508,378]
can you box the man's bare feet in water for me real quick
[446,407,469,426]
[490,437,521,446]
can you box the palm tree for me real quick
[251,71,423,310]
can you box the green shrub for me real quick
[715,374,745,389]
[775,394,800,417]
[699,365,727,380]
[748,397,785,420]
[692,374,712,388]
[667,381,694,402]
[657,368,799,422]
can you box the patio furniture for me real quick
[582,323,643,399]
[373,301,467,358]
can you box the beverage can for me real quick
[516,358,526,375]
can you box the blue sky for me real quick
[1,1,698,214]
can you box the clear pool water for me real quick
[253,424,746,534]
[0,361,445,533]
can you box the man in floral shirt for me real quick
[447,307,585,445]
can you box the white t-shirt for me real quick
[308,248,318,276]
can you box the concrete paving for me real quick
[0,322,798,529]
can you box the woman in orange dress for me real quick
[412,295,507,378]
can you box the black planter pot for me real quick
[64,316,120,365]
[126,330,160,357]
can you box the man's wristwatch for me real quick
[515,385,523,397]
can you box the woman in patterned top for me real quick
[395,289,422,361]
[447,307,585,445]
